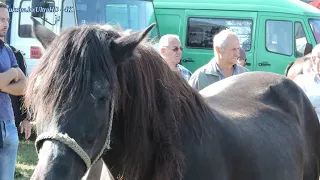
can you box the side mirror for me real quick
[31,0,41,17]
[43,0,55,8]
[31,0,55,17]
[304,43,313,56]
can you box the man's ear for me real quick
[215,46,221,54]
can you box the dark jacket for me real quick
[8,46,27,128]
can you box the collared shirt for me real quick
[293,72,320,120]
[188,58,249,91]
[177,64,192,81]
[0,39,19,121]
[215,61,243,79]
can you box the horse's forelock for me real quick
[25,25,120,124]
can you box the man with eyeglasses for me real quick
[159,34,192,81]
[293,44,320,121]
[189,29,248,91]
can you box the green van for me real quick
[154,0,320,74]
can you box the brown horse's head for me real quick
[25,17,155,180]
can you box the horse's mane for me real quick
[115,41,212,180]
[24,25,119,126]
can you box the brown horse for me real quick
[26,18,320,180]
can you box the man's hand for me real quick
[19,119,31,140]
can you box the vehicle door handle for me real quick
[246,62,251,66]
[258,62,270,66]
[182,59,194,63]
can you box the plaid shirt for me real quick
[177,64,192,81]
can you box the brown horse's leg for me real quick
[82,159,113,180]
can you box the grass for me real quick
[15,139,37,180]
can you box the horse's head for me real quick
[25,17,155,180]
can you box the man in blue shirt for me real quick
[0,2,26,179]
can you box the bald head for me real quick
[213,29,240,65]
[159,34,183,69]
[159,34,180,50]
[213,29,238,54]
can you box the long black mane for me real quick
[114,42,213,180]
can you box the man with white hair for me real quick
[159,34,192,81]
[188,29,248,91]
[293,44,320,120]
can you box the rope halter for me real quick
[34,99,115,173]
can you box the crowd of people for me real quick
[159,28,249,91]
[157,16,320,121]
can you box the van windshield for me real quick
[61,0,159,39]
[59,0,159,41]
[309,19,320,43]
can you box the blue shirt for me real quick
[215,61,242,79]
[0,41,18,121]
[177,64,192,81]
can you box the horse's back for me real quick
[198,72,320,180]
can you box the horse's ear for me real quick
[110,23,156,65]
[30,16,57,49]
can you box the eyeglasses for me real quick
[164,46,183,52]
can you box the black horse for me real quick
[26,17,320,180]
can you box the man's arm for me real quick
[1,68,26,96]
[0,68,17,89]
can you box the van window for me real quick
[105,4,139,30]
[266,20,293,56]
[187,17,253,50]
[61,0,76,31]
[294,22,307,57]
[18,0,33,38]
[309,19,320,44]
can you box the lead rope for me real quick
[32,99,115,177]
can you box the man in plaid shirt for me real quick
[159,34,192,81]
